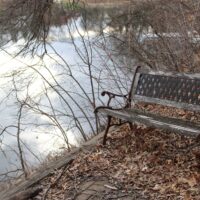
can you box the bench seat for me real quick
[98,108,200,137]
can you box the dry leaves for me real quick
[34,105,200,199]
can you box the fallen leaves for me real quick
[35,111,200,199]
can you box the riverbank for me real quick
[83,0,131,8]
[2,120,200,199]
[0,130,105,200]
[35,124,200,199]
[61,0,131,8]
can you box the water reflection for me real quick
[0,4,135,181]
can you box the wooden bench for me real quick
[95,66,200,145]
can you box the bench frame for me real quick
[95,66,200,145]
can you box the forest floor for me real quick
[32,107,200,200]
[3,105,200,200]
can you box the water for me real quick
[0,0,195,182]
[0,5,134,180]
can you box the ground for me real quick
[3,105,200,200]
[33,116,200,200]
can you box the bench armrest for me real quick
[101,91,128,98]
[94,90,130,113]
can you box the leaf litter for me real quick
[34,105,200,200]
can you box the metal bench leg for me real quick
[129,122,133,131]
[103,116,111,145]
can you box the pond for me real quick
[0,4,134,181]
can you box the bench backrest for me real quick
[131,69,200,112]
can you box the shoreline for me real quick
[83,1,131,8]
[0,129,106,200]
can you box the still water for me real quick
[0,6,133,179]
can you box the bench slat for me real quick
[134,95,200,112]
[99,108,200,137]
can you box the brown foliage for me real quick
[35,120,200,199]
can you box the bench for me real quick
[95,66,200,145]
